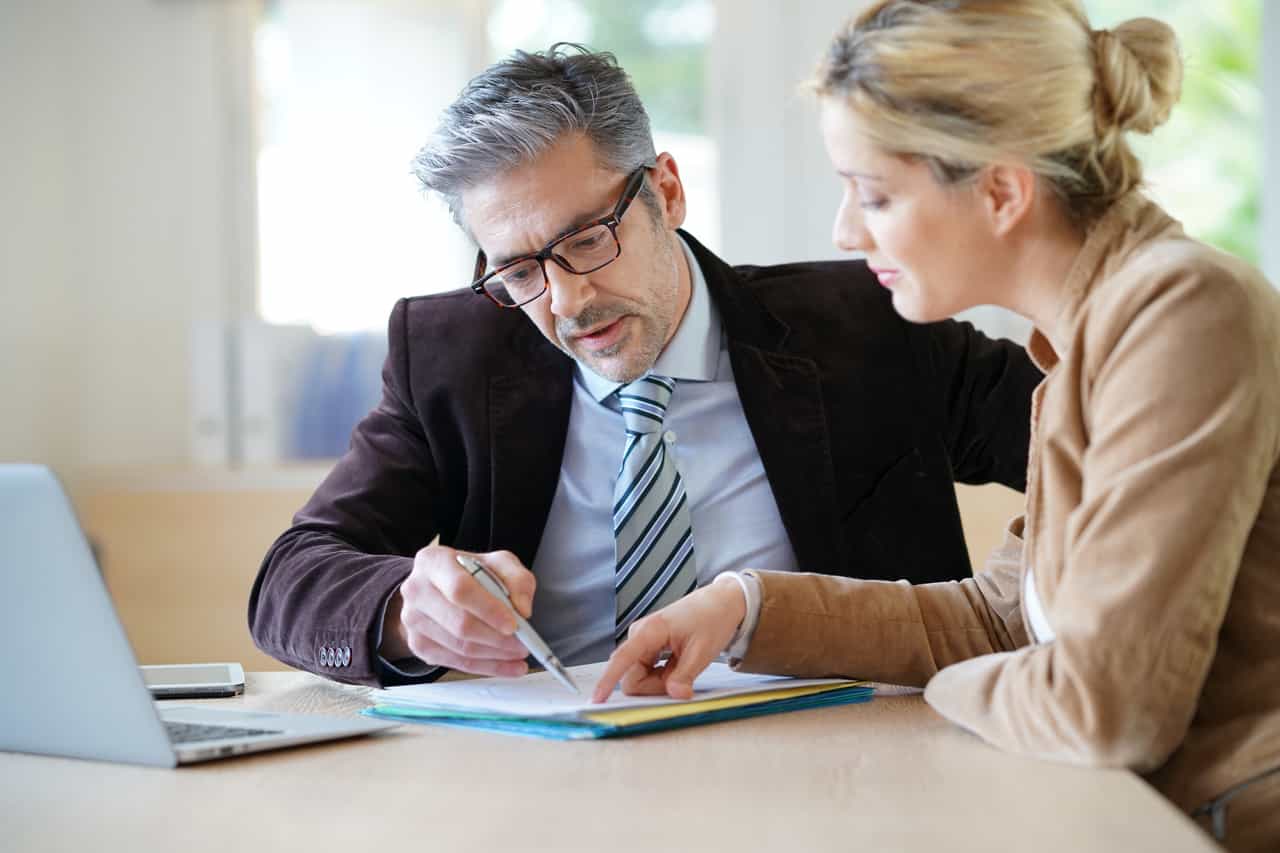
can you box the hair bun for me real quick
[1091,18,1183,135]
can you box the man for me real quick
[248,45,1041,687]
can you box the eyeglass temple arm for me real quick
[614,164,653,217]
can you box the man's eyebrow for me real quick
[490,204,614,268]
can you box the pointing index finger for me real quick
[591,630,666,704]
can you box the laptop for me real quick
[0,464,397,766]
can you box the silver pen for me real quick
[455,554,581,695]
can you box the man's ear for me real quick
[979,163,1036,238]
[650,151,687,230]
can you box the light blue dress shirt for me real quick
[530,236,799,664]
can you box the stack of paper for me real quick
[363,661,872,740]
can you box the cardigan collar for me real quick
[1025,192,1182,374]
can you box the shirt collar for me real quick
[578,234,721,402]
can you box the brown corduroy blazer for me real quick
[738,195,1280,852]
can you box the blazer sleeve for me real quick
[247,298,442,687]
[735,520,1030,685]
[923,267,1275,770]
[914,319,1043,490]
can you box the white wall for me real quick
[1,3,77,465]
[0,1,253,476]
[712,0,857,266]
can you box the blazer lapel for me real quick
[681,231,843,573]
[487,334,574,566]
[729,342,842,574]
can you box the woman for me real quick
[591,1,1280,849]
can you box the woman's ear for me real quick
[979,163,1036,237]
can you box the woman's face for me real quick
[820,99,997,323]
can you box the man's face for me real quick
[461,134,690,383]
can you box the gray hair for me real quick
[412,43,659,229]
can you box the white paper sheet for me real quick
[369,661,852,718]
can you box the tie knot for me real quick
[618,374,675,434]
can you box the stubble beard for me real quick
[557,233,679,384]
[557,304,662,384]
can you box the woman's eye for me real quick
[859,197,888,211]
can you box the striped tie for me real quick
[612,374,697,642]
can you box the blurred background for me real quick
[2,0,1274,669]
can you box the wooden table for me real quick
[2,672,1220,852]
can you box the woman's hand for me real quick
[591,574,747,703]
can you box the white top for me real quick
[1022,565,1056,644]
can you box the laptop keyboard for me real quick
[165,720,283,744]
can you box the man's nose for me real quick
[547,262,593,318]
[832,190,873,254]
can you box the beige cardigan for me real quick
[739,194,1280,850]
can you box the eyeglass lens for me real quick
[483,223,618,306]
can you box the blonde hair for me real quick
[812,0,1183,225]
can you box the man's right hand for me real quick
[379,546,535,677]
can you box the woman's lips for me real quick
[870,267,901,287]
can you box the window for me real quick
[255,1,478,334]
[236,0,716,463]
[215,0,1265,465]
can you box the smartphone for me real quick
[140,662,246,699]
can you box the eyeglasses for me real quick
[470,165,651,308]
